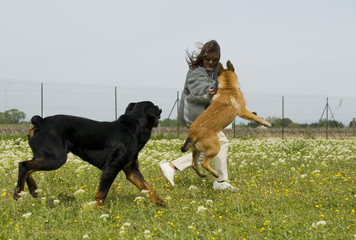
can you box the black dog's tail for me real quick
[181,137,194,152]
[31,115,43,127]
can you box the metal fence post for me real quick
[115,86,118,120]
[41,83,44,117]
[176,91,180,137]
[282,96,284,139]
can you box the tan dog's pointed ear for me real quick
[226,60,235,72]
[217,62,224,76]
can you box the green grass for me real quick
[1,138,355,239]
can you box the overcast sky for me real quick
[0,0,355,124]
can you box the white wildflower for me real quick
[312,220,326,228]
[123,222,131,227]
[141,190,150,194]
[196,206,207,213]
[189,185,198,191]
[82,234,89,239]
[188,223,195,229]
[53,199,60,204]
[312,170,320,174]
[100,214,109,221]
[35,189,42,193]
[22,212,32,219]
[134,196,145,202]
[300,174,307,179]
[75,189,85,195]
[85,201,97,206]
[206,199,214,206]
[144,230,151,238]
[81,201,97,211]
[18,191,27,197]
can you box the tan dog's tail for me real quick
[181,138,194,152]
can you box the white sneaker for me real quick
[213,180,238,191]
[160,162,176,186]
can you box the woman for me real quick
[160,40,237,191]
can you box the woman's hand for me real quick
[209,88,217,95]
[209,82,218,95]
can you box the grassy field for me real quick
[0,137,355,239]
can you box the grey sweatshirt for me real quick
[178,66,218,127]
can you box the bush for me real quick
[0,109,26,124]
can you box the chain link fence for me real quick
[0,79,179,121]
[1,79,356,138]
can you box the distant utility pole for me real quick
[319,97,341,139]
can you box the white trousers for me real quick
[172,131,229,182]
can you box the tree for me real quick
[159,118,178,127]
[0,109,26,124]
[309,120,344,128]
[264,117,293,128]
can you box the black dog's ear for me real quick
[226,60,235,72]
[125,102,136,114]
[217,62,224,76]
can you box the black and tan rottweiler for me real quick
[13,101,167,207]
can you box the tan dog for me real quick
[181,61,271,178]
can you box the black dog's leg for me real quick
[124,160,167,207]
[94,167,119,206]
[13,153,67,200]
[26,172,38,198]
